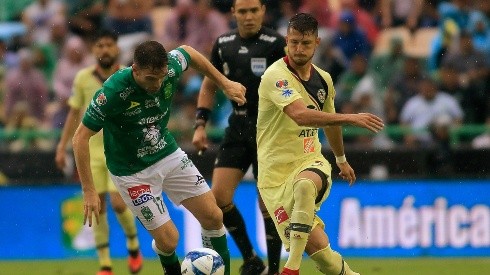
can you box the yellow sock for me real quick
[284,178,317,270]
[310,245,359,275]
[115,208,139,251]
[94,213,111,268]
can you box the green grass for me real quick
[0,257,489,275]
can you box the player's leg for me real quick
[92,193,112,275]
[108,191,142,274]
[306,227,359,275]
[149,221,181,275]
[181,191,231,275]
[281,170,322,274]
[258,194,283,275]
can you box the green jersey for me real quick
[82,48,191,176]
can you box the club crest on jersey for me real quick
[251,58,266,76]
[96,93,107,105]
[274,206,289,225]
[275,79,289,89]
[317,89,326,103]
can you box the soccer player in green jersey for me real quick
[72,40,246,275]
[55,30,143,275]
[257,14,384,275]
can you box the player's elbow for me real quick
[288,110,310,126]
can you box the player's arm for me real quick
[323,125,356,185]
[55,107,81,170]
[179,45,246,106]
[72,123,100,227]
[283,99,384,132]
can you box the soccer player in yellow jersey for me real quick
[257,13,384,275]
[55,30,143,275]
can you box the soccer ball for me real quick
[181,247,225,275]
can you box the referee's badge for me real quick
[251,58,267,76]
[317,89,326,103]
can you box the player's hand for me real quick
[82,189,101,227]
[338,161,356,186]
[351,113,384,133]
[192,126,208,155]
[222,80,246,106]
[55,146,66,170]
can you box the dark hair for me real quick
[232,0,264,7]
[288,13,318,36]
[133,41,168,70]
[91,29,118,44]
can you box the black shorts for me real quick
[215,114,258,179]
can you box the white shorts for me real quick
[110,148,210,230]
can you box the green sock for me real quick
[202,226,230,275]
[152,240,180,274]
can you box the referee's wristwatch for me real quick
[193,120,206,130]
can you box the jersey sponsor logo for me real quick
[169,50,188,71]
[303,137,315,153]
[259,34,277,43]
[238,46,249,54]
[145,98,160,108]
[298,128,318,137]
[127,101,140,110]
[119,87,135,100]
[251,58,266,76]
[138,112,167,125]
[96,93,107,105]
[218,34,236,43]
[317,89,326,104]
[195,175,206,186]
[128,184,151,199]
[123,107,142,116]
[274,206,289,225]
[281,89,293,98]
[275,79,289,89]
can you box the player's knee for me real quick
[152,226,179,253]
[152,238,177,255]
[310,245,343,275]
[200,205,223,230]
[293,178,317,201]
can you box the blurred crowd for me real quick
[0,0,489,154]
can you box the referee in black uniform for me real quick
[192,0,286,274]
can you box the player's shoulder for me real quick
[101,67,133,99]
[215,29,240,45]
[312,64,334,84]
[259,27,286,43]
[75,65,96,79]
[263,58,288,77]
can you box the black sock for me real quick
[163,261,181,275]
[264,216,282,274]
[222,204,255,260]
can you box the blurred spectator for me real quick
[335,53,370,112]
[168,96,197,148]
[467,9,490,62]
[400,77,463,147]
[104,0,154,35]
[4,48,49,123]
[0,40,7,126]
[316,39,348,84]
[276,0,302,36]
[441,31,488,123]
[332,10,371,61]
[299,0,333,29]
[51,36,92,128]
[65,0,105,40]
[330,0,380,45]
[32,43,57,93]
[379,0,423,30]
[21,0,66,44]
[159,0,229,57]
[472,117,490,149]
[384,56,426,124]
[47,15,70,58]
[369,36,405,91]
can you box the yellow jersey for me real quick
[257,57,336,188]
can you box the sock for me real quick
[202,226,231,275]
[115,208,139,252]
[310,245,359,275]
[222,204,255,260]
[94,212,111,268]
[284,178,317,271]
[263,214,282,274]
[152,240,181,275]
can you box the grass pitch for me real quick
[0,257,488,275]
